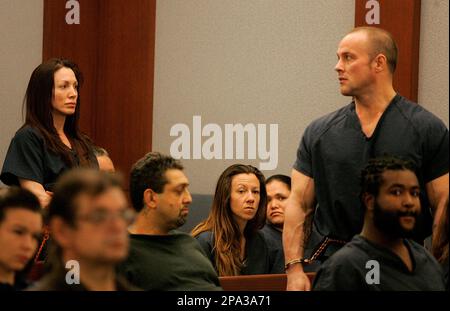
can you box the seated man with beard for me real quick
[313,156,445,291]
[117,152,222,291]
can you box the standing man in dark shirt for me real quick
[313,156,445,291]
[118,152,222,291]
[283,27,449,290]
[260,175,291,273]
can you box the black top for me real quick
[0,283,15,292]
[0,279,28,291]
[294,94,449,244]
[117,231,222,291]
[259,224,285,273]
[26,266,137,291]
[313,235,445,291]
[1,126,98,191]
[196,230,277,275]
[442,256,449,291]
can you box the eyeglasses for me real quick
[77,208,136,225]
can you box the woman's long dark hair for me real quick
[22,58,94,166]
[192,164,266,276]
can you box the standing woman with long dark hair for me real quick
[192,164,282,276]
[1,58,98,208]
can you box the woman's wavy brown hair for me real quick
[192,164,266,276]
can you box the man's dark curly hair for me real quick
[129,152,184,212]
[360,155,418,201]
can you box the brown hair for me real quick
[192,164,266,276]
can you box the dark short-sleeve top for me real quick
[1,126,98,191]
[26,266,138,291]
[117,231,222,291]
[313,235,446,291]
[259,224,285,273]
[195,230,275,275]
[294,94,449,242]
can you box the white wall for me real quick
[153,0,449,195]
[0,0,43,176]
[0,1,447,193]
[418,0,449,127]
[153,0,356,194]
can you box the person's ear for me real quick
[50,217,74,249]
[363,193,375,211]
[143,188,158,209]
[373,53,387,73]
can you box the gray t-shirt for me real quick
[117,231,222,291]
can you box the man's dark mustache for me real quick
[397,210,418,217]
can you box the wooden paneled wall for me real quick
[355,0,421,102]
[43,0,422,189]
[43,0,156,188]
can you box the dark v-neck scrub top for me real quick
[294,94,449,243]
[1,126,98,191]
[312,235,445,291]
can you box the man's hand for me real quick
[286,265,311,291]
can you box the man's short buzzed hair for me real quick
[129,152,184,212]
[349,26,398,74]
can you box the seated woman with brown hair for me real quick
[192,164,283,276]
